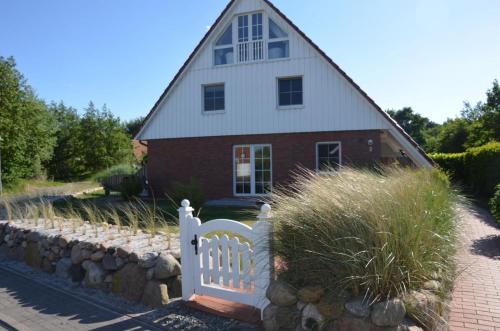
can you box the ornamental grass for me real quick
[271,166,457,302]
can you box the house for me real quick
[135,0,433,200]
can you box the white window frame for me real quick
[315,141,342,171]
[276,76,305,110]
[202,83,226,115]
[233,144,272,196]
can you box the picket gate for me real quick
[179,200,272,316]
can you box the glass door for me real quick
[234,144,272,195]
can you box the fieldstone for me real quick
[275,305,301,330]
[71,244,83,264]
[146,268,155,280]
[82,260,92,271]
[167,276,182,298]
[371,299,406,327]
[297,301,307,311]
[115,256,125,269]
[21,241,27,248]
[117,246,132,258]
[102,254,118,270]
[55,258,72,279]
[154,254,181,280]
[298,286,324,303]
[398,319,424,331]
[84,262,105,288]
[104,275,113,283]
[138,252,159,268]
[112,263,147,302]
[263,304,280,331]
[25,242,42,268]
[27,231,40,242]
[403,291,428,315]
[266,280,298,306]
[129,252,139,262]
[345,296,371,318]
[141,280,169,307]
[51,246,60,254]
[69,263,85,282]
[91,250,105,262]
[41,258,54,273]
[423,280,440,292]
[48,251,58,262]
[58,236,69,248]
[41,238,50,249]
[317,291,347,319]
[302,304,323,331]
[15,246,26,261]
[332,314,393,331]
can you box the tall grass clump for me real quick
[271,166,457,302]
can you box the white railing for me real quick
[179,200,272,317]
[237,40,265,63]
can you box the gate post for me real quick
[253,203,273,314]
[179,199,195,301]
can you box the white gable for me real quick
[137,0,431,167]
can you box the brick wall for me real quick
[146,130,382,199]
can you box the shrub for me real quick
[168,178,206,211]
[489,184,500,221]
[119,176,143,200]
[431,141,500,197]
[271,167,456,302]
[92,163,137,182]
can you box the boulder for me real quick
[112,263,147,302]
[102,254,118,271]
[117,246,132,258]
[345,296,371,318]
[84,262,105,288]
[71,244,83,264]
[332,314,394,331]
[266,280,298,306]
[302,304,323,331]
[141,280,169,307]
[58,236,69,248]
[317,290,348,319]
[41,258,54,273]
[167,276,182,298]
[297,286,324,303]
[69,263,85,283]
[138,252,159,268]
[50,246,60,254]
[91,250,105,262]
[146,268,154,280]
[154,254,181,280]
[263,304,280,331]
[55,258,72,279]
[275,305,301,330]
[24,243,42,269]
[115,257,125,269]
[371,299,406,327]
[398,319,424,331]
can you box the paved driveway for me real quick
[449,205,500,331]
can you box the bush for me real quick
[92,164,137,182]
[168,178,206,211]
[119,176,143,200]
[489,184,500,221]
[271,167,456,302]
[431,141,500,197]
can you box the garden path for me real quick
[449,205,500,331]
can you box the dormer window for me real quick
[214,13,289,66]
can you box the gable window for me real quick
[316,142,342,170]
[278,77,303,107]
[214,25,234,65]
[234,144,272,195]
[204,84,225,112]
[268,18,289,59]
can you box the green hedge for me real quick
[490,184,500,221]
[431,141,500,197]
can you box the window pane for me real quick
[291,92,302,105]
[255,183,265,194]
[278,77,302,106]
[216,25,232,46]
[238,15,249,42]
[214,47,234,65]
[263,171,271,182]
[204,85,225,111]
[291,78,302,91]
[262,146,271,158]
[318,145,329,158]
[269,18,287,39]
[268,40,289,59]
[255,170,263,182]
[317,143,341,170]
[279,79,291,93]
[252,13,263,40]
[254,146,263,158]
[263,159,270,170]
[214,97,224,110]
[279,93,290,106]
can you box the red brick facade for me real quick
[146,130,383,199]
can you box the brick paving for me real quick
[449,205,500,331]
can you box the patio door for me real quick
[233,144,272,196]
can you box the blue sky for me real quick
[1,0,499,124]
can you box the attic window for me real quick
[268,19,289,59]
[214,25,234,65]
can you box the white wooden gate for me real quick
[179,199,272,315]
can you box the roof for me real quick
[135,0,434,166]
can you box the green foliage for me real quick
[92,163,137,182]
[489,184,500,221]
[123,116,144,138]
[168,178,206,211]
[119,176,143,200]
[0,56,57,185]
[431,142,500,197]
[271,167,456,302]
[386,107,437,145]
[434,118,470,153]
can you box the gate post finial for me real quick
[179,198,195,301]
[257,203,271,221]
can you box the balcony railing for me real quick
[237,40,265,63]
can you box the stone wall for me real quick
[0,219,182,308]
[263,280,447,331]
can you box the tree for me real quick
[123,116,144,138]
[435,118,469,153]
[46,102,84,180]
[78,102,133,176]
[0,56,56,185]
[386,107,436,146]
